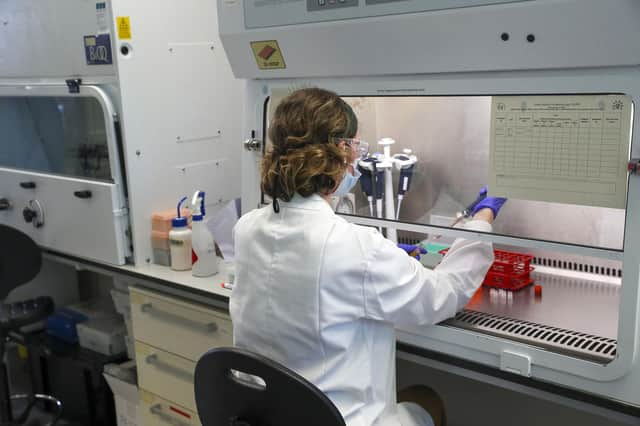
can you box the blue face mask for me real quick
[333,166,361,198]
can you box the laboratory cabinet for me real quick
[218,0,640,415]
[0,0,243,267]
[136,341,198,412]
[130,287,233,361]
[0,85,129,265]
[130,286,232,424]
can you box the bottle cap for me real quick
[173,196,189,227]
[172,217,188,227]
[191,191,206,219]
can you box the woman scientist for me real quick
[231,88,505,426]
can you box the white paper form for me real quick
[489,95,632,209]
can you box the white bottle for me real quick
[191,191,219,277]
[169,197,192,271]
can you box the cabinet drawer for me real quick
[130,287,232,361]
[140,389,201,426]
[136,342,197,411]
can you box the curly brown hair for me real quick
[261,88,358,209]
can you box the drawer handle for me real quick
[150,404,191,426]
[0,199,11,211]
[73,190,92,199]
[145,353,194,381]
[140,303,219,333]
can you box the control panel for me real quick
[308,0,358,12]
[244,0,528,29]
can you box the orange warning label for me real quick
[250,40,286,70]
[258,45,277,60]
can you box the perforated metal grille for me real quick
[531,256,622,278]
[446,310,617,363]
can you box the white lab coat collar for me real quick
[279,193,335,213]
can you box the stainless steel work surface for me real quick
[462,269,620,340]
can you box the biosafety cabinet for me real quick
[219,0,640,414]
[0,0,243,266]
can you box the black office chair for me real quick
[0,225,61,425]
[194,347,346,426]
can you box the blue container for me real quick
[46,308,89,344]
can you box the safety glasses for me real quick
[332,137,370,159]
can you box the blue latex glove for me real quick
[398,244,428,260]
[471,186,507,218]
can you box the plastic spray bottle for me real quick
[191,191,219,277]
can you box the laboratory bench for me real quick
[39,250,640,425]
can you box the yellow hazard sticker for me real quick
[17,344,28,360]
[250,40,286,70]
[116,16,132,40]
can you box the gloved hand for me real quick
[398,244,427,260]
[471,186,507,219]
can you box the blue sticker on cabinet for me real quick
[84,34,113,65]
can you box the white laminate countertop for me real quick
[117,260,235,299]
[43,251,234,301]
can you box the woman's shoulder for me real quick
[234,205,269,231]
[329,215,385,250]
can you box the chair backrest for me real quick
[194,347,346,426]
[0,225,42,299]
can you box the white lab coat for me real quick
[231,193,494,426]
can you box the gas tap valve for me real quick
[22,200,44,228]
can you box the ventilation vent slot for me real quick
[531,257,621,278]
[446,310,617,363]
[399,237,422,245]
